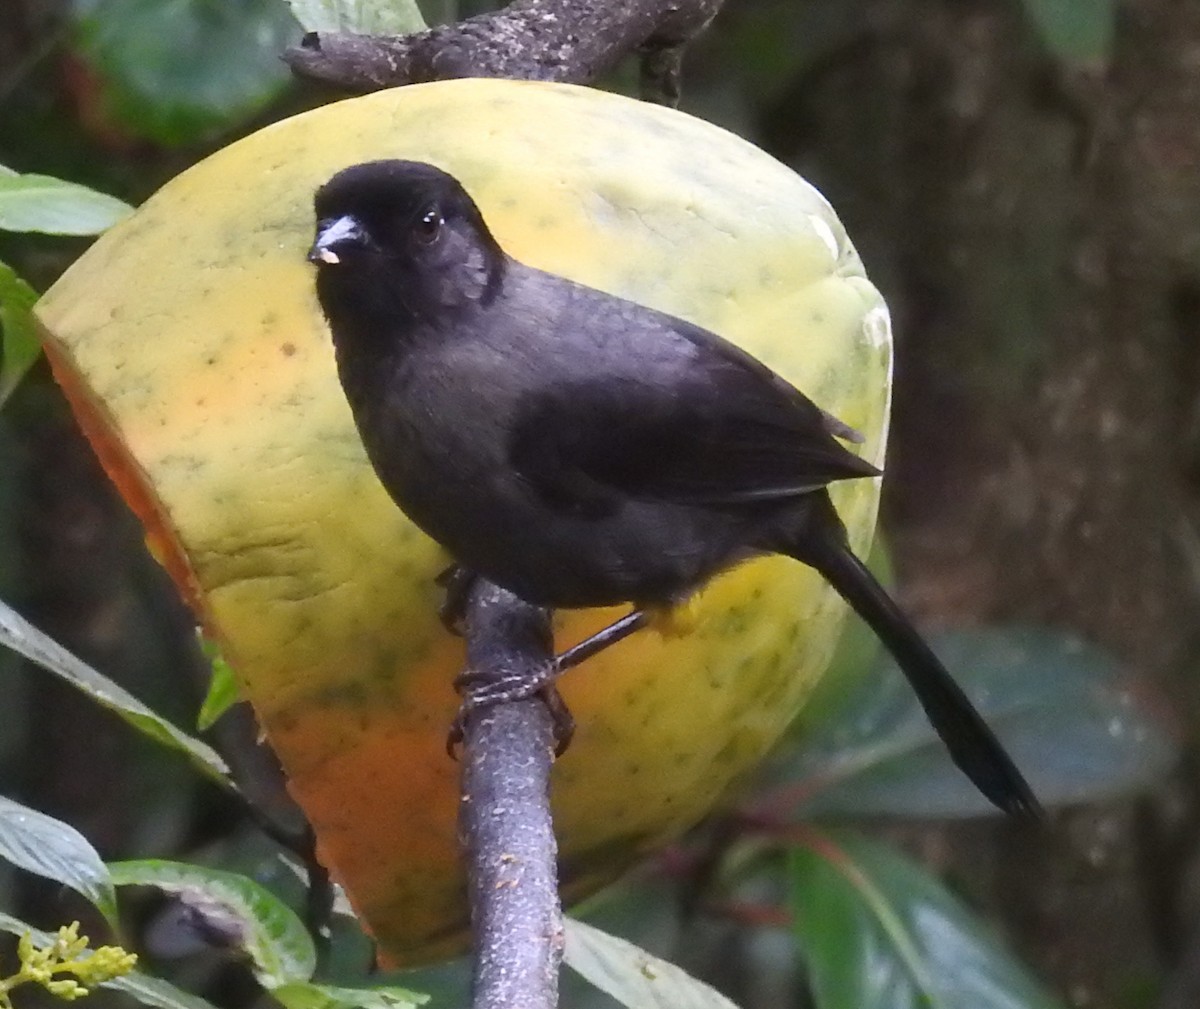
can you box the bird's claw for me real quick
[447,663,575,758]
[435,564,477,636]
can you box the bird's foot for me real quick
[447,662,575,758]
[435,563,477,636]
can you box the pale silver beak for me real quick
[308,215,367,265]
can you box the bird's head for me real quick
[309,160,505,329]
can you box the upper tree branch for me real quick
[284,0,723,104]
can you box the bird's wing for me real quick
[507,316,879,515]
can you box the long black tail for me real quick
[787,497,1042,820]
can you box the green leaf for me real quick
[0,595,234,789]
[108,966,227,1009]
[563,918,741,1009]
[71,0,300,147]
[0,168,132,235]
[273,981,428,1009]
[196,633,240,730]
[1019,0,1115,65]
[0,795,118,926]
[789,830,1064,1009]
[285,0,427,35]
[770,626,1177,818]
[0,260,40,408]
[108,860,316,988]
[0,910,222,1009]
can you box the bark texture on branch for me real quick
[285,0,723,103]
[457,581,562,1009]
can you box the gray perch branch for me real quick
[284,0,725,106]
[458,581,562,1009]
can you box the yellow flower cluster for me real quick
[0,923,137,1008]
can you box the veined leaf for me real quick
[273,981,428,1009]
[0,168,132,235]
[108,860,316,988]
[564,918,740,1009]
[0,796,117,926]
[789,829,1064,1009]
[196,632,240,730]
[0,261,40,407]
[0,596,233,788]
[761,627,1177,818]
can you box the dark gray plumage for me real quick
[309,159,1040,819]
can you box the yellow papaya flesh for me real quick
[35,79,892,965]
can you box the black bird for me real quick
[308,159,1040,819]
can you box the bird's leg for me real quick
[435,563,477,635]
[553,609,652,675]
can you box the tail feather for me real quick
[788,498,1042,820]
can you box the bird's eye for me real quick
[413,205,443,245]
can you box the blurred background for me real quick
[0,1,1196,1008]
